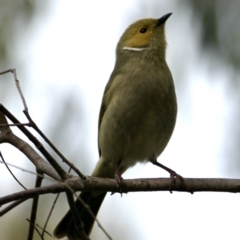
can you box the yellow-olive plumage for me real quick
[54,13,179,240]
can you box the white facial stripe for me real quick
[123,47,147,51]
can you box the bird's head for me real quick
[117,13,172,58]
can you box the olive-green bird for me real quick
[54,13,182,240]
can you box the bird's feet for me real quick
[114,172,127,195]
[150,160,184,185]
[169,169,184,184]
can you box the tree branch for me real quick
[0,104,67,180]
[0,111,61,180]
[27,170,44,240]
[1,177,240,207]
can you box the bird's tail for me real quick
[54,191,106,239]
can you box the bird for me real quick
[54,12,182,240]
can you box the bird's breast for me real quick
[98,64,177,174]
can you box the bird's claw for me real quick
[112,173,127,196]
[170,171,184,184]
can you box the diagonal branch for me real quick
[0,111,60,180]
[23,109,86,180]
[1,69,86,180]
[0,151,27,190]
[0,199,28,216]
[0,104,67,180]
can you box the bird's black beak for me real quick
[156,13,172,27]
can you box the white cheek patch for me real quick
[123,47,147,51]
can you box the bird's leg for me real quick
[151,161,184,183]
[114,159,127,195]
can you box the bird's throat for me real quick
[123,46,148,51]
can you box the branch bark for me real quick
[1,177,240,208]
[0,111,61,180]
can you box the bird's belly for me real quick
[98,95,176,174]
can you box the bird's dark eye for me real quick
[139,27,147,33]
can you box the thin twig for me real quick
[65,190,90,240]
[24,109,86,180]
[77,195,112,240]
[27,170,44,240]
[0,69,16,75]
[0,111,60,180]
[0,104,67,180]
[0,123,31,127]
[0,69,108,238]
[0,68,85,180]
[0,160,46,179]
[0,199,28,216]
[41,167,72,238]
[26,219,44,240]
[1,69,68,180]
[36,223,54,238]
[0,151,27,190]
[12,68,28,110]
[0,69,27,111]
[41,193,60,239]
[25,110,86,179]
[64,184,113,240]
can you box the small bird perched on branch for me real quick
[54,12,182,239]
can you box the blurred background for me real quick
[1,0,240,239]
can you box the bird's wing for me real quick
[97,71,118,156]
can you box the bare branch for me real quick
[41,193,60,239]
[1,69,85,180]
[36,223,54,238]
[27,170,44,240]
[0,199,28,216]
[26,219,44,240]
[0,151,27,190]
[1,177,240,206]
[0,111,61,180]
[64,183,112,240]
[0,160,47,179]
[0,69,16,75]
[0,106,63,180]
[0,69,28,110]
[65,190,90,240]
[0,123,31,127]
[67,186,113,240]
[24,109,86,180]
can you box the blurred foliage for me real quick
[0,1,51,240]
[0,0,49,101]
[183,0,240,84]
[0,0,39,63]
[182,0,240,175]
